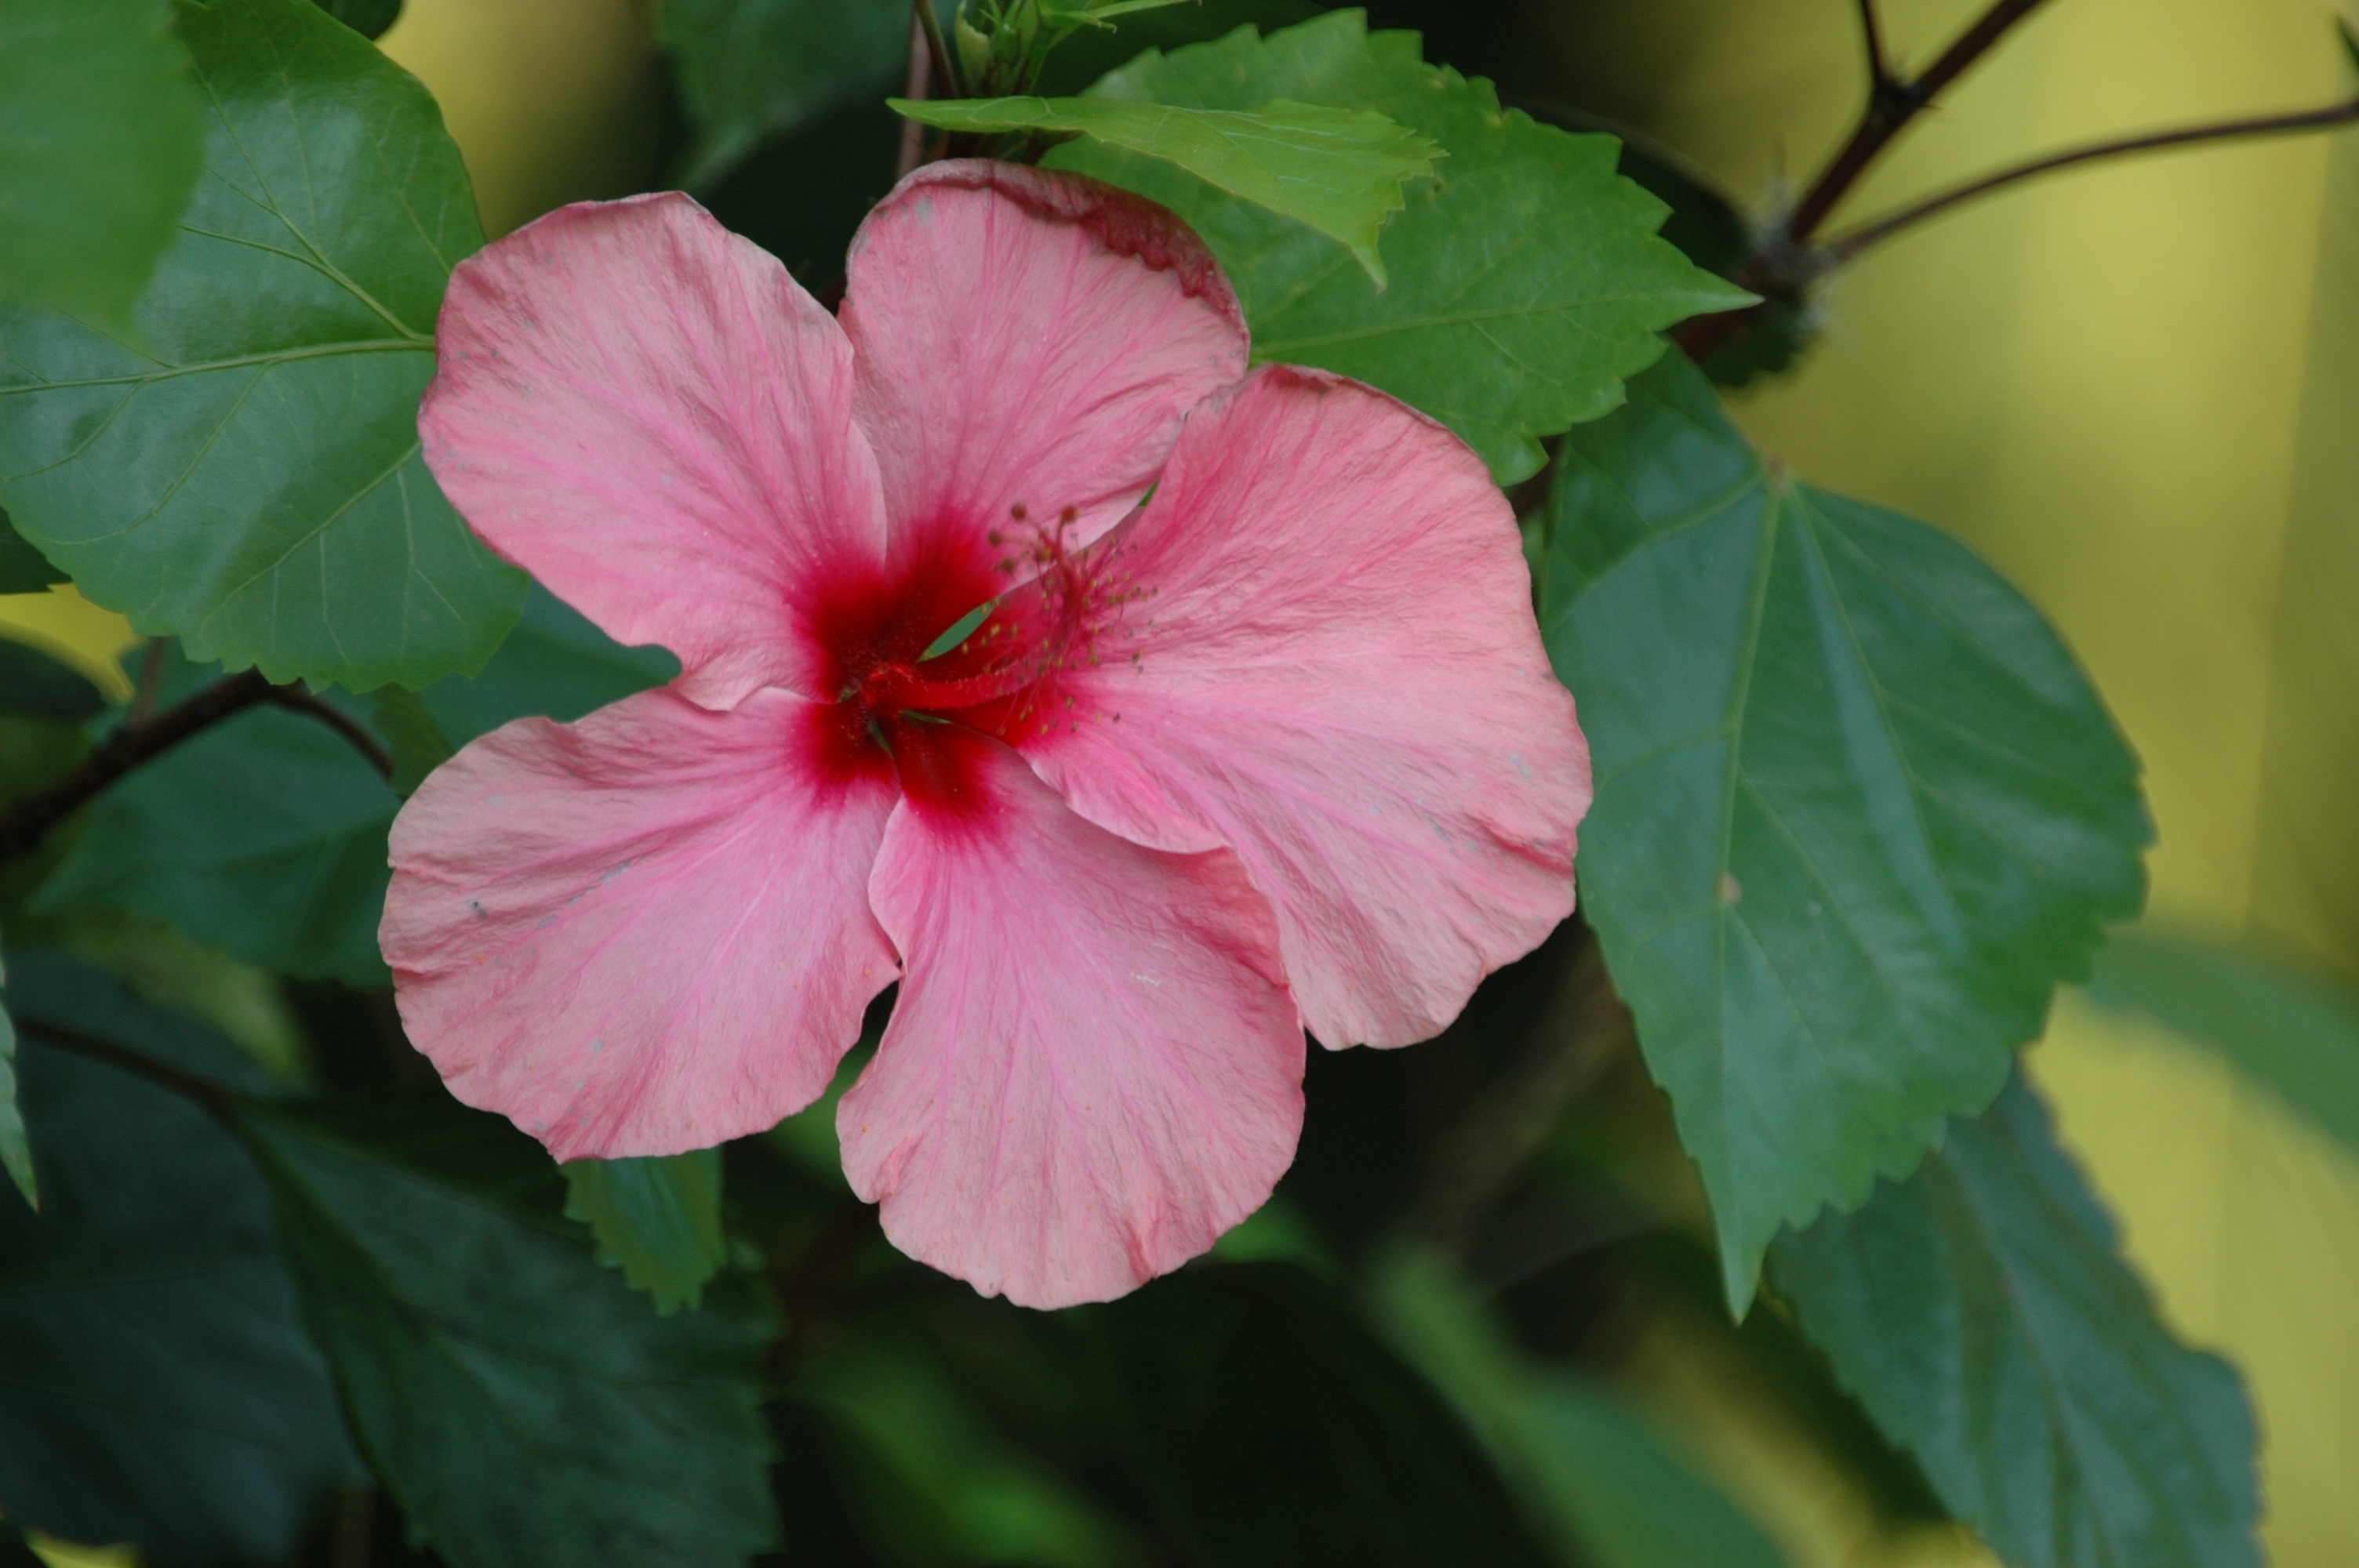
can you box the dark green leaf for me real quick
[1098,1264,1554,1567]
[237,1090,778,1568]
[896,95,1437,285]
[795,1316,1149,1568]
[1372,1248,1790,1568]
[315,0,402,38]
[0,1520,40,1568]
[2083,925,2359,1157]
[0,635,103,722]
[370,684,454,795]
[663,0,908,188]
[0,0,524,691]
[0,0,204,328]
[0,510,65,594]
[0,956,27,1209]
[1541,354,2149,1308]
[1046,13,1750,482]
[416,581,679,746]
[562,1149,727,1316]
[35,684,401,985]
[0,953,358,1566]
[1769,1072,2261,1568]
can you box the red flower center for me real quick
[804,509,1115,817]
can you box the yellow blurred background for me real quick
[11,1,2354,1563]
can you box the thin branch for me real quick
[896,3,933,179]
[1855,0,1891,87]
[914,0,961,101]
[267,687,392,780]
[1785,0,2055,245]
[16,1016,233,1117]
[1826,96,2359,260]
[0,670,274,863]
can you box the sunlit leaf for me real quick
[0,953,358,1564]
[237,1090,779,1568]
[0,0,525,691]
[1770,1072,2262,1568]
[562,1149,727,1316]
[896,94,1438,285]
[1541,353,2149,1308]
[0,0,203,328]
[2083,925,2359,1157]
[1047,12,1749,481]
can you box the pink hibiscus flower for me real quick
[384,161,1591,1308]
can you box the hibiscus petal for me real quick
[422,192,888,709]
[1023,367,1593,1050]
[382,686,899,1160]
[841,160,1247,574]
[841,730,1303,1308]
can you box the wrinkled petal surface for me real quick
[423,192,887,709]
[1021,367,1592,1049]
[383,688,898,1160]
[842,161,1246,575]
[840,731,1303,1308]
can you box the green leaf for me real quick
[562,1149,727,1316]
[0,952,360,1566]
[663,0,909,187]
[416,580,679,746]
[1540,354,2150,1309]
[314,0,402,38]
[35,670,401,985]
[0,956,28,1210]
[0,1520,40,1568]
[2082,925,2359,1158]
[0,0,525,692]
[1045,13,1750,482]
[1769,1072,2261,1568]
[0,0,204,328]
[896,94,1438,286]
[0,510,65,595]
[38,908,310,1083]
[236,1090,780,1568]
[1370,1247,1790,1568]
[0,636,102,722]
[794,1316,1150,1568]
[370,684,455,795]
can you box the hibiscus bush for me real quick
[1,0,2341,1563]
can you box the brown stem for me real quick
[0,669,393,866]
[1825,96,2359,260]
[267,688,392,780]
[896,3,933,179]
[1784,0,2055,245]
[1854,0,1891,86]
[16,1016,234,1117]
[0,670,275,863]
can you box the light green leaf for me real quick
[1770,1072,2261,1568]
[237,1091,779,1568]
[562,1149,727,1316]
[2083,924,2359,1158]
[371,684,455,795]
[1045,13,1750,481]
[1540,354,2149,1309]
[0,953,360,1565]
[0,0,204,328]
[896,93,1438,285]
[0,0,525,692]
[0,954,28,1210]
[1371,1247,1790,1568]
[663,0,909,187]
[35,664,401,985]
